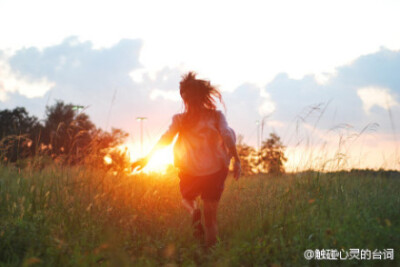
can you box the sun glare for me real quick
[104,155,112,165]
[112,142,174,174]
[142,146,174,174]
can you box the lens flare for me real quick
[142,146,174,174]
[114,142,174,174]
[104,155,112,165]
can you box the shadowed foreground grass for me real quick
[0,165,399,266]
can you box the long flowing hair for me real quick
[179,72,224,123]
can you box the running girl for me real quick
[133,72,241,248]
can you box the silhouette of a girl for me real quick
[133,72,241,248]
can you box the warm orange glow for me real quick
[284,134,400,172]
[104,155,112,165]
[116,142,174,174]
[142,146,174,174]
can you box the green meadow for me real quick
[0,165,399,266]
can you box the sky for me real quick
[0,0,399,171]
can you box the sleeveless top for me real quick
[159,110,236,176]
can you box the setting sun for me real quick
[142,145,174,174]
[113,142,175,174]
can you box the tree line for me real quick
[0,102,287,175]
[236,133,287,176]
[0,101,128,170]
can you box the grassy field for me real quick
[0,165,399,266]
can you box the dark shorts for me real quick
[179,168,229,202]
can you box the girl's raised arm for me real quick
[132,115,180,171]
[217,111,241,179]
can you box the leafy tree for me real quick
[42,101,95,163]
[0,107,43,162]
[1,101,129,168]
[85,128,129,168]
[236,135,257,176]
[91,128,128,150]
[260,133,287,175]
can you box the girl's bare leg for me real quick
[182,198,197,215]
[182,198,204,241]
[203,200,219,248]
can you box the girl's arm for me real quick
[225,128,241,180]
[132,115,180,171]
[217,111,241,179]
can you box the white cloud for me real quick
[259,88,276,116]
[314,70,337,85]
[0,89,7,102]
[2,0,400,92]
[150,89,180,102]
[0,59,55,101]
[259,98,276,116]
[357,86,398,113]
[129,69,146,83]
